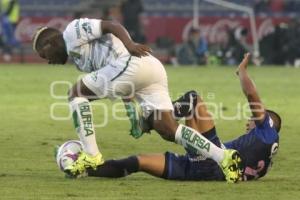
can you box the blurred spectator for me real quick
[260,20,300,66]
[0,0,20,62]
[0,23,8,55]
[155,36,176,64]
[219,27,250,65]
[121,0,146,43]
[196,31,208,65]
[285,19,300,65]
[260,23,289,65]
[1,0,19,29]
[177,28,208,65]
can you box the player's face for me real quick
[37,40,68,65]
[246,119,256,132]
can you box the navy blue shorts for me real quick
[163,127,225,181]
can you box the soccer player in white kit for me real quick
[32,18,242,182]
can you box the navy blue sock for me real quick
[202,127,221,148]
[87,156,139,178]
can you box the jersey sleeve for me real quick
[63,18,102,50]
[254,114,279,144]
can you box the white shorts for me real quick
[82,55,174,117]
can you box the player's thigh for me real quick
[68,79,98,101]
[81,56,165,100]
[81,65,135,100]
[132,56,178,140]
[186,96,215,133]
[129,55,169,91]
[162,152,189,180]
[135,85,174,116]
[165,152,224,181]
[133,56,173,114]
[137,154,166,178]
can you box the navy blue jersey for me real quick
[224,114,279,181]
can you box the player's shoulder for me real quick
[63,19,79,41]
[253,114,279,144]
[63,18,102,41]
[63,18,85,36]
[63,18,88,33]
[256,113,275,130]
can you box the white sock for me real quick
[175,124,225,163]
[70,97,100,156]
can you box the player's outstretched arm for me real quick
[236,53,266,124]
[101,20,152,57]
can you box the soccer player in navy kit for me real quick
[224,53,281,181]
[85,53,281,181]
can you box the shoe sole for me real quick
[228,151,243,183]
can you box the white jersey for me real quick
[63,18,131,73]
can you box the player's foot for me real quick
[125,101,151,139]
[220,149,242,183]
[64,151,104,178]
[65,170,88,179]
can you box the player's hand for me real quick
[236,53,251,76]
[126,42,152,57]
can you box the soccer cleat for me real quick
[220,149,243,183]
[125,101,151,139]
[64,151,104,178]
[65,170,88,179]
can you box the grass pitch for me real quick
[0,64,299,200]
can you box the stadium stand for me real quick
[2,0,299,63]
[6,0,95,63]
[143,0,300,16]
[20,0,86,17]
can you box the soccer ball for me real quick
[55,140,83,171]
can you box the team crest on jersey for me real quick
[82,22,92,34]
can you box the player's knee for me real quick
[68,85,79,101]
[68,80,96,101]
[173,90,199,118]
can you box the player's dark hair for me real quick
[32,27,62,52]
[32,27,68,64]
[266,109,281,133]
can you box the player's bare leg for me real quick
[152,111,227,160]
[136,154,166,177]
[64,80,104,177]
[184,94,215,133]
[151,93,242,183]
